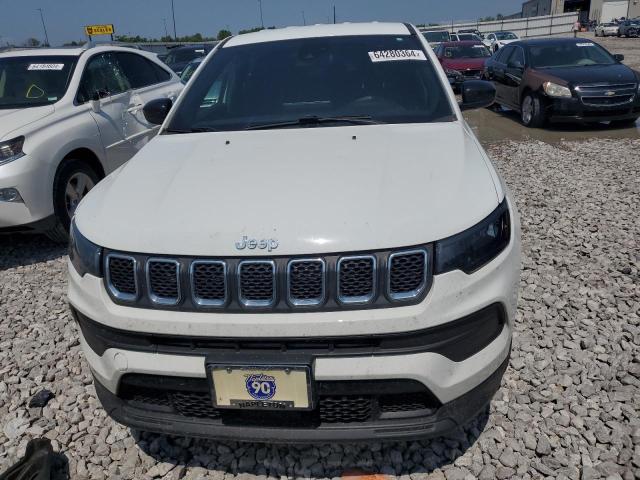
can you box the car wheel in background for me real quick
[521,93,546,128]
[47,160,99,243]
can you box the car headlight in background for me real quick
[543,82,572,98]
[69,219,103,277]
[435,199,511,274]
[0,136,25,166]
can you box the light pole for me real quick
[302,11,306,25]
[36,8,50,46]
[171,0,177,40]
[258,0,265,28]
[163,18,169,38]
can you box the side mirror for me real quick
[614,53,625,62]
[89,92,101,113]
[459,80,496,111]
[143,98,173,125]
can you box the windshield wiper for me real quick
[163,127,218,134]
[246,115,381,130]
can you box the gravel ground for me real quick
[1,136,639,479]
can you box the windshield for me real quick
[444,44,491,58]
[0,55,76,109]
[167,35,454,133]
[495,32,517,40]
[458,34,482,41]
[181,61,201,83]
[529,42,616,68]
[423,31,450,43]
[166,49,205,65]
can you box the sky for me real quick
[0,0,522,46]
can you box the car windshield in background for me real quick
[423,31,450,43]
[167,35,455,133]
[458,34,482,41]
[0,56,76,109]
[444,44,491,58]
[495,32,517,40]
[166,49,205,65]
[529,42,616,68]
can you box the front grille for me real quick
[103,246,433,312]
[238,261,276,307]
[147,259,180,305]
[106,255,137,301]
[191,261,226,306]
[388,250,427,300]
[119,375,441,425]
[288,259,325,306]
[337,256,376,304]
[576,83,637,107]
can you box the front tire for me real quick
[521,93,546,128]
[46,160,99,243]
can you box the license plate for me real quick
[208,365,312,411]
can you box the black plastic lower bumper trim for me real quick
[94,352,510,443]
[72,303,506,363]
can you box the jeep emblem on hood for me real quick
[235,236,279,252]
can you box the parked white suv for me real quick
[68,23,521,442]
[0,45,182,241]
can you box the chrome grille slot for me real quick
[337,255,376,304]
[388,249,428,301]
[287,259,325,306]
[147,259,181,305]
[238,260,276,307]
[105,254,137,301]
[191,261,226,307]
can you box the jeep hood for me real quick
[0,105,55,141]
[76,123,502,256]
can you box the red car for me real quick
[434,41,492,91]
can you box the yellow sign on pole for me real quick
[84,24,115,36]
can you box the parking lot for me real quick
[1,33,639,480]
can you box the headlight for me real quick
[69,219,103,277]
[0,136,25,166]
[543,82,572,98]
[435,199,511,274]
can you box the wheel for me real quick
[46,160,99,243]
[521,93,546,128]
[610,117,639,127]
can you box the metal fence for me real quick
[421,12,580,38]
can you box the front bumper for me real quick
[0,154,53,229]
[93,351,509,443]
[546,96,640,123]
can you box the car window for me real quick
[507,47,525,67]
[495,46,514,63]
[150,61,171,82]
[423,31,450,43]
[444,44,491,59]
[528,42,616,68]
[0,55,77,109]
[168,34,455,133]
[115,53,158,89]
[77,53,130,103]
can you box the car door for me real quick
[490,46,514,103]
[503,46,526,109]
[76,52,136,172]
[114,52,182,151]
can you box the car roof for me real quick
[0,44,153,59]
[514,37,599,47]
[225,22,412,47]
[440,40,485,47]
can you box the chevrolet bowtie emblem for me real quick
[605,91,616,96]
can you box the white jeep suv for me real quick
[68,23,520,442]
[0,45,182,241]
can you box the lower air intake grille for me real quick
[238,261,275,307]
[319,396,373,423]
[389,250,427,300]
[338,256,376,303]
